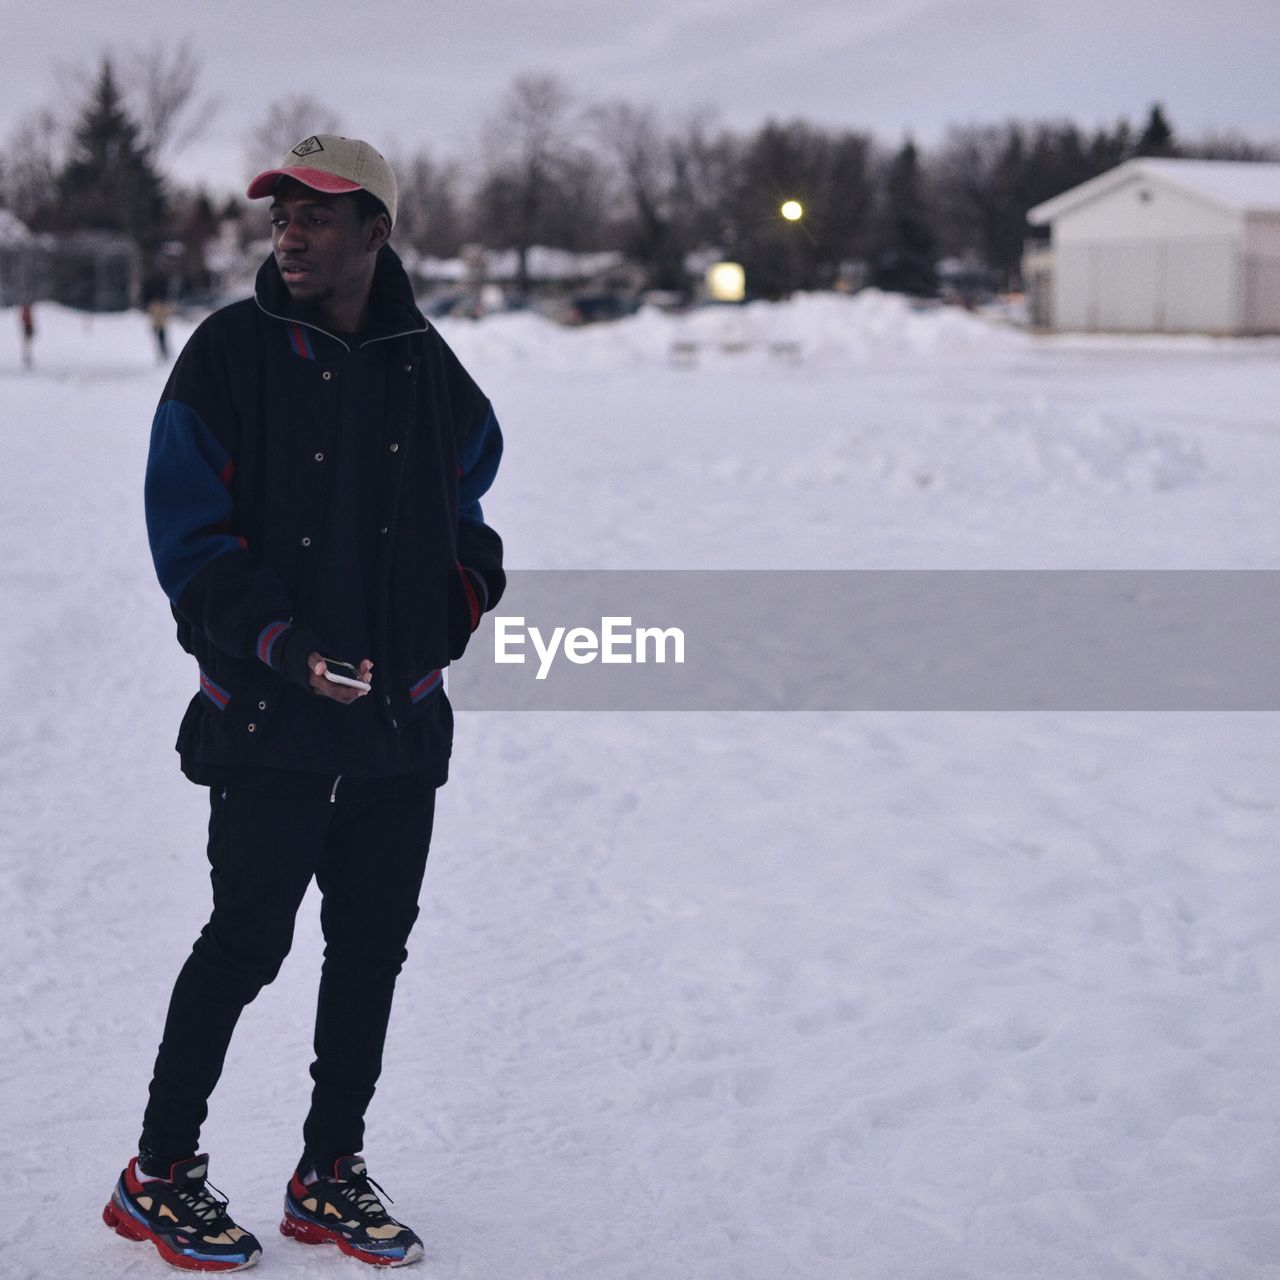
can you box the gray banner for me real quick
[446,571,1280,710]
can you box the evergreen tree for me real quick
[1087,118,1131,170]
[1135,103,1177,157]
[55,58,166,249]
[870,138,938,297]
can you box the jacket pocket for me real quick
[406,666,443,710]
[402,666,453,745]
[199,667,232,711]
[196,659,283,745]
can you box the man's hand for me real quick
[308,655,373,704]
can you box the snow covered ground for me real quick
[2,295,1279,1279]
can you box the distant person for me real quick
[148,299,172,362]
[102,134,505,1271]
[19,302,34,369]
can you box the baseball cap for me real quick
[247,134,398,226]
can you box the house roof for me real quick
[1027,158,1280,225]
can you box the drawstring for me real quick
[329,775,342,804]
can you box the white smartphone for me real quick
[321,659,369,691]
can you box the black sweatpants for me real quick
[139,767,437,1168]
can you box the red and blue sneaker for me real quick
[280,1155,423,1267]
[103,1154,261,1271]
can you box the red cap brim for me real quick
[246,167,364,200]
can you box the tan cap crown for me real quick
[246,134,398,227]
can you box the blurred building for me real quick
[0,210,54,306]
[49,230,142,312]
[409,245,639,322]
[1025,159,1280,335]
[1,214,142,312]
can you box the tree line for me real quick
[3,46,1276,302]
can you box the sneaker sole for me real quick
[280,1211,423,1268]
[103,1198,261,1272]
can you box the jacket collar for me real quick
[254,245,427,348]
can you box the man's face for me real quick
[269,179,383,312]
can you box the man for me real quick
[103,135,504,1271]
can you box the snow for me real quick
[2,295,1279,1279]
[1029,158,1280,223]
[1131,159,1280,214]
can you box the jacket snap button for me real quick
[258,700,267,710]
[323,371,332,381]
[389,442,399,453]
[404,363,413,373]
[379,526,388,535]
[247,722,257,733]
[390,718,398,729]
[314,452,324,462]
[301,536,311,547]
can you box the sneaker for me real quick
[103,1154,262,1271]
[280,1155,423,1267]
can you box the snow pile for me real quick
[830,402,1209,502]
[439,288,1025,372]
[2,300,1280,1279]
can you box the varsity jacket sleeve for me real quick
[144,316,305,673]
[443,339,506,632]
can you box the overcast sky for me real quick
[3,0,1277,198]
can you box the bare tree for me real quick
[125,38,221,164]
[932,118,1128,286]
[0,109,64,226]
[1188,131,1280,161]
[725,118,876,297]
[245,95,342,179]
[46,40,217,166]
[668,109,742,252]
[588,101,685,288]
[475,73,581,294]
[395,151,466,257]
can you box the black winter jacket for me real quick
[144,247,504,783]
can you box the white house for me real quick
[1025,158,1280,335]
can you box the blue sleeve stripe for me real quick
[458,404,502,524]
[145,399,244,604]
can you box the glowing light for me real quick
[781,200,803,221]
[706,261,746,302]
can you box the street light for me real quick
[780,200,804,297]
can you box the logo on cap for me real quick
[291,136,325,158]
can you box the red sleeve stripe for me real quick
[458,563,481,629]
[257,621,291,667]
[409,669,442,703]
[199,669,231,709]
